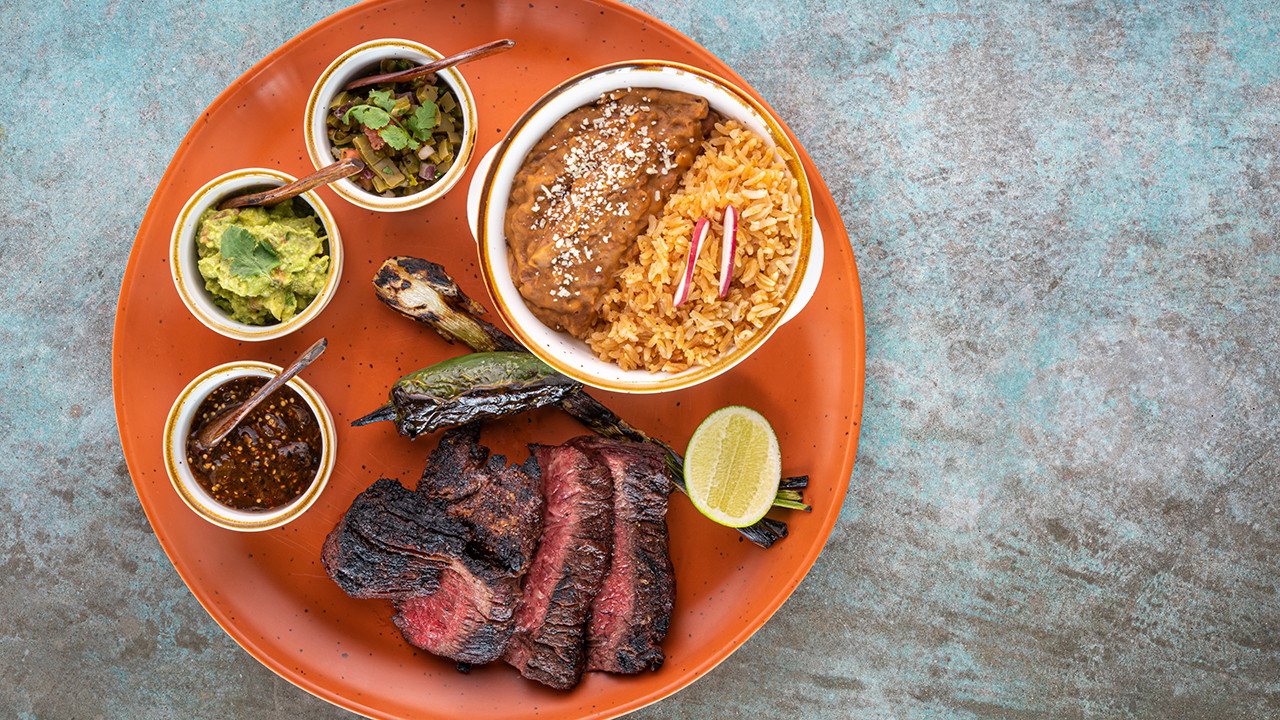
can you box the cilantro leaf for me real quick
[367,88,397,112]
[404,102,438,142]
[378,124,415,151]
[343,104,391,130]
[220,226,280,278]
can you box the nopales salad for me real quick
[327,59,464,196]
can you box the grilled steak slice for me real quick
[325,427,544,666]
[504,442,615,690]
[418,424,543,576]
[568,437,675,673]
[393,555,522,665]
[321,478,467,600]
[418,423,491,498]
[387,425,543,664]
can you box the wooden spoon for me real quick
[195,337,328,449]
[343,39,516,92]
[217,158,364,210]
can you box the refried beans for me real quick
[505,88,715,338]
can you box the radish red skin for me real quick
[674,217,711,307]
[719,206,739,298]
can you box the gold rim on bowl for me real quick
[475,60,816,393]
[169,168,344,342]
[304,38,479,213]
[161,361,337,532]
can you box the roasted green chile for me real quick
[352,352,580,439]
[370,256,806,548]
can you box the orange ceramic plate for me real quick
[112,1,865,718]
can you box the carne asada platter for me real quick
[112,1,865,718]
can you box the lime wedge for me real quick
[683,406,782,528]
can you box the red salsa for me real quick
[185,377,322,511]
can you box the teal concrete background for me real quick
[2,0,1277,717]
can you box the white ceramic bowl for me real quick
[162,361,336,532]
[304,38,478,212]
[468,60,825,394]
[170,168,344,342]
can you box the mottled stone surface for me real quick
[2,0,1277,718]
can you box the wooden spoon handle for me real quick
[198,337,329,449]
[218,158,364,210]
[343,39,516,92]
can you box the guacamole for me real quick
[194,201,330,325]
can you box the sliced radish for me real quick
[718,205,739,298]
[674,218,711,307]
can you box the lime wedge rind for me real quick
[683,406,781,528]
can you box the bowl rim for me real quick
[303,37,478,212]
[474,59,815,393]
[169,168,345,342]
[161,360,336,532]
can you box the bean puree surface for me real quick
[505,88,714,338]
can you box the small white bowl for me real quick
[162,361,336,532]
[304,38,478,212]
[468,60,825,394]
[170,168,344,342]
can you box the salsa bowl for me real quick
[305,38,478,212]
[468,60,824,394]
[162,360,337,532]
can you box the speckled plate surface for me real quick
[111,1,865,718]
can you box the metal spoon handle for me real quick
[198,337,328,448]
[218,159,364,210]
[343,39,516,92]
